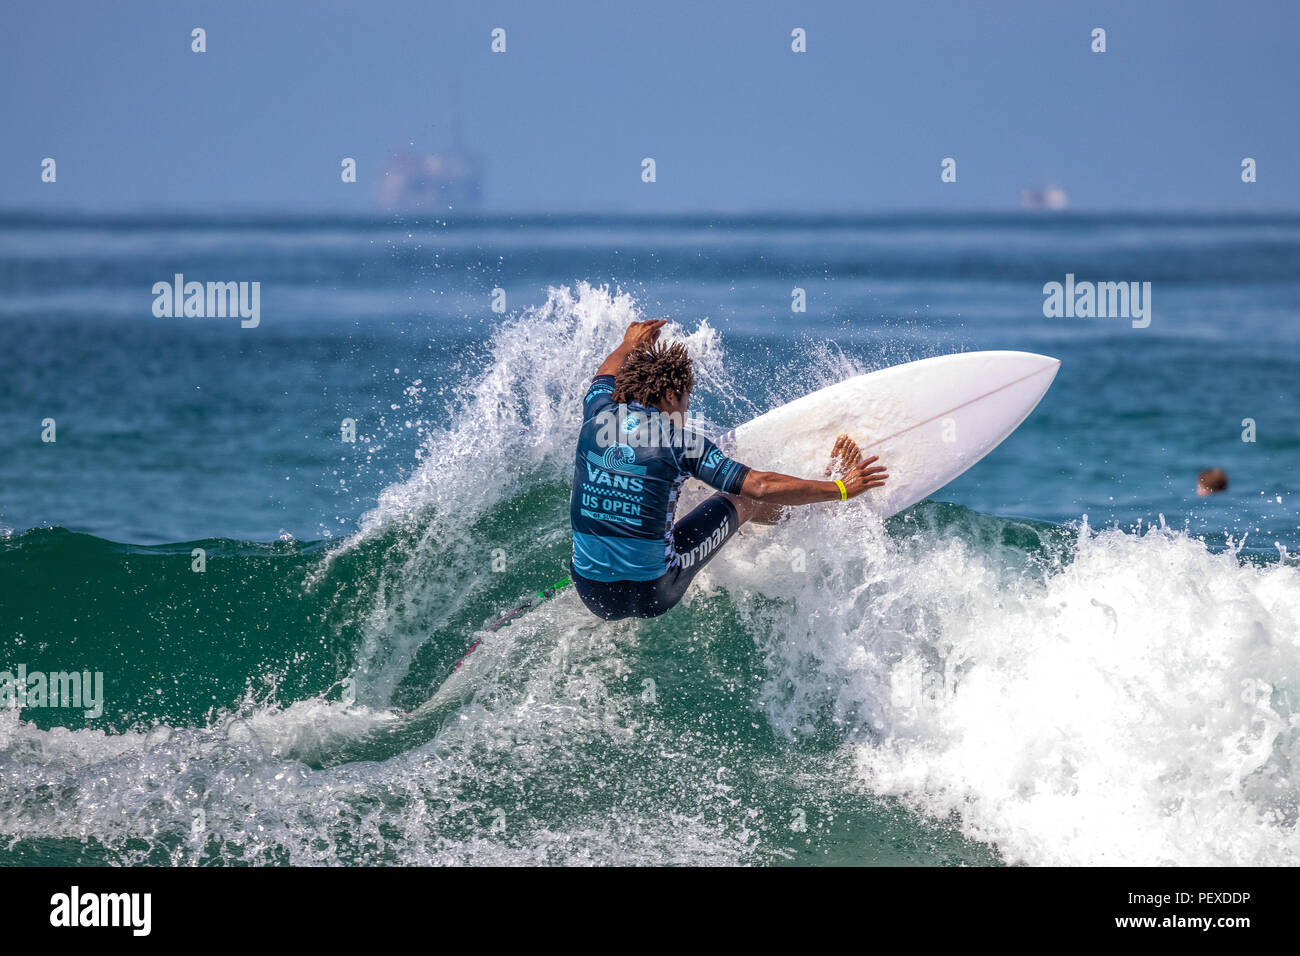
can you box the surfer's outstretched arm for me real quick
[738,456,887,505]
[596,319,667,376]
[726,434,887,523]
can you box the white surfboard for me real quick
[712,350,1060,518]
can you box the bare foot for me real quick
[824,434,862,477]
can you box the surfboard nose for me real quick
[1006,350,1060,367]
[998,350,1061,385]
[966,350,1061,388]
[1016,352,1061,393]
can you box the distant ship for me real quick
[379,131,483,211]
[1020,184,1069,211]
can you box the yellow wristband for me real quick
[835,479,847,501]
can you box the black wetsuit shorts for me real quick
[571,494,740,620]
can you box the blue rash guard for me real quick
[569,375,751,617]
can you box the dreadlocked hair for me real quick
[611,341,695,408]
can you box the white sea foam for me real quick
[706,507,1300,865]
[0,596,753,866]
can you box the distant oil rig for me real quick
[379,122,483,212]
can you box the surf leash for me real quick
[451,575,573,673]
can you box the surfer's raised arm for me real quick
[595,318,667,377]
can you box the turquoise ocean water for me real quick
[0,212,1297,865]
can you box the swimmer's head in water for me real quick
[611,341,694,412]
[1197,467,1229,496]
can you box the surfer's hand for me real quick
[598,319,669,375]
[840,456,888,497]
[622,318,667,350]
[825,433,862,477]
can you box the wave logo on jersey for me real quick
[602,443,637,469]
[623,413,641,433]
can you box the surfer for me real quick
[1197,468,1229,496]
[570,319,888,620]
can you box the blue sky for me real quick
[2,0,1297,212]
